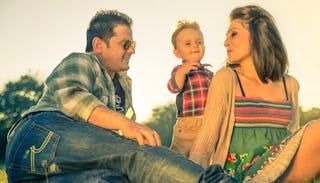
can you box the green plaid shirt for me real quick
[24,52,136,121]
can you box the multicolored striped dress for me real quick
[223,70,294,182]
[224,97,293,182]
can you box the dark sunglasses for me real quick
[122,40,136,51]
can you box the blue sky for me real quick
[1,0,319,121]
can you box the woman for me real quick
[189,5,320,182]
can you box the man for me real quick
[5,10,235,183]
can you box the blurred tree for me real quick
[142,101,177,147]
[0,74,44,163]
[299,106,320,126]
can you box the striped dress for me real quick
[224,96,293,182]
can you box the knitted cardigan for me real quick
[189,66,300,168]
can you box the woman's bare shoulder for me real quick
[285,74,299,91]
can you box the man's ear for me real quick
[173,49,181,58]
[92,37,104,54]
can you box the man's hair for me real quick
[85,10,133,52]
[171,20,203,49]
[230,5,288,83]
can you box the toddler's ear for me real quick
[173,49,181,58]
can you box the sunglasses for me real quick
[122,40,136,51]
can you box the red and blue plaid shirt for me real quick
[167,64,213,117]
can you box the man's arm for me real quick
[88,105,161,146]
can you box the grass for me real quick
[0,168,7,183]
[313,176,320,183]
[0,167,318,182]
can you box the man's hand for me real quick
[88,106,162,146]
[120,122,162,146]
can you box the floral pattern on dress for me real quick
[224,145,278,182]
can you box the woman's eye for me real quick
[231,32,237,37]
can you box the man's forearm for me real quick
[88,105,132,131]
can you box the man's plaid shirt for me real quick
[24,52,136,121]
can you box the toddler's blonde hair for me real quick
[171,20,202,49]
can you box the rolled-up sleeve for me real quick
[167,65,183,93]
[46,53,105,121]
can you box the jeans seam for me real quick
[30,131,54,172]
[9,123,36,170]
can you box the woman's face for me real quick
[224,19,251,64]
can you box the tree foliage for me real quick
[142,101,177,147]
[299,106,320,126]
[0,74,44,163]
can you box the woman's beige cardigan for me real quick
[189,66,300,168]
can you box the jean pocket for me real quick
[10,122,60,174]
[174,124,197,141]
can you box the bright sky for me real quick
[1,0,319,122]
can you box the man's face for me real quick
[96,24,135,78]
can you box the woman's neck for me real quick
[236,59,262,84]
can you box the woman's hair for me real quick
[85,10,133,52]
[171,19,203,49]
[230,5,288,83]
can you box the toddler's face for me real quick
[174,28,205,63]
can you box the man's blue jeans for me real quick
[5,111,228,183]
